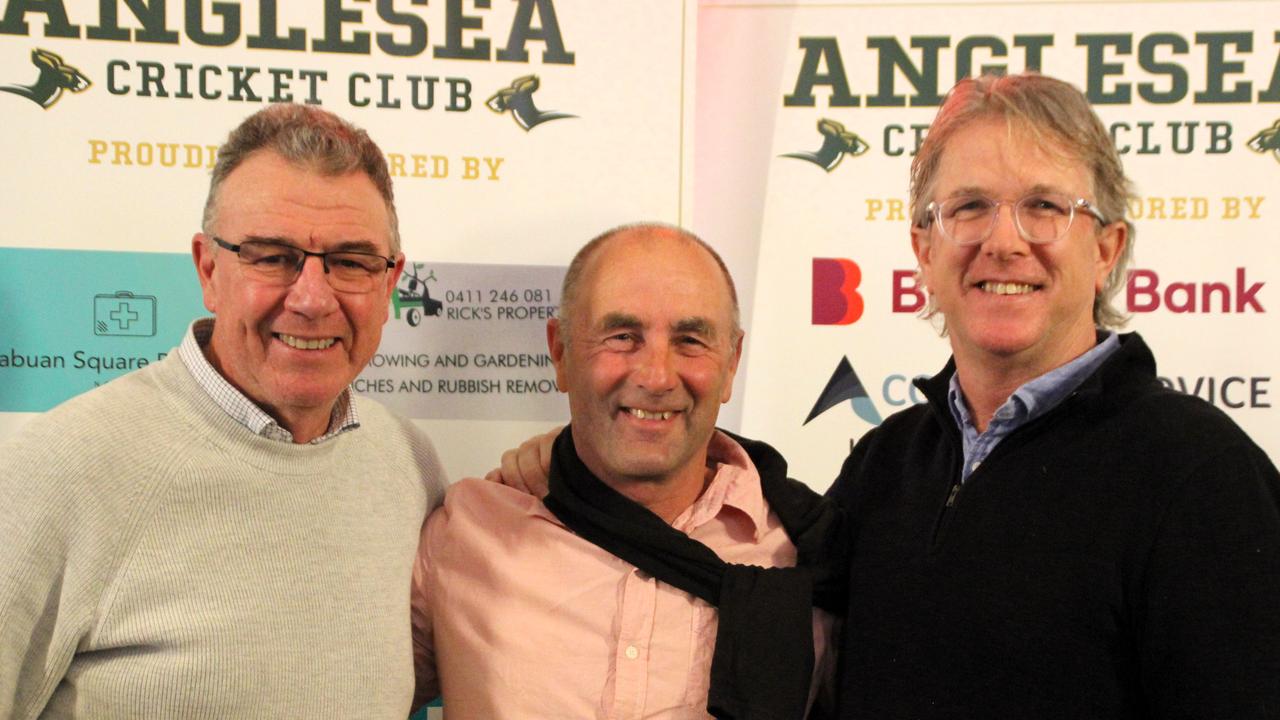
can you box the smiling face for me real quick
[193,149,403,442]
[911,116,1125,379]
[549,229,742,501]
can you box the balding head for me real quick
[556,223,741,347]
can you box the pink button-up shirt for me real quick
[411,431,835,719]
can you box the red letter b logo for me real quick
[812,258,864,325]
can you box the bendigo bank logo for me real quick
[812,258,865,325]
[1,48,90,109]
[1126,267,1265,313]
[782,118,869,171]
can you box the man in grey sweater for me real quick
[0,105,447,718]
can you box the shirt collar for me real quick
[947,331,1121,436]
[178,318,359,444]
[672,430,770,541]
[532,430,771,540]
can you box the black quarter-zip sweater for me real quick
[828,333,1280,720]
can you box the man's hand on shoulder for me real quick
[483,426,559,498]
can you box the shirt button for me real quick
[624,645,639,660]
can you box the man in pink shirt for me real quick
[411,223,842,719]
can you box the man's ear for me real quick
[720,331,744,404]
[192,233,219,313]
[910,225,935,296]
[381,253,406,321]
[547,318,568,392]
[386,253,406,299]
[1094,222,1127,294]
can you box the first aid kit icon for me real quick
[94,291,156,337]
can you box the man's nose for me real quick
[981,203,1030,255]
[633,341,677,392]
[284,255,340,317]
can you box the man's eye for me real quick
[331,255,371,271]
[945,197,993,219]
[1024,194,1070,215]
[251,252,295,266]
[603,333,637,349]
[676,336,710,354]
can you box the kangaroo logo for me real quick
[781,118,870,172]
[486,75,576,131]
[804,356,883,426]
[1,48,91,109]
[1248,120,1280,162]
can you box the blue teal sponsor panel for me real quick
[0,247,206,412]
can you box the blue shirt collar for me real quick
[947,332,1120,481]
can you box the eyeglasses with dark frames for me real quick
[212,236,395,293]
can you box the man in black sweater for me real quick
[494,72,1280,719]
[827,72,1280,718]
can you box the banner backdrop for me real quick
[1,0,1276,488]
[2,2,1278,718]
[0,0,695,479]
[696,0,1279,488]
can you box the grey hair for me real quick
[202,103,400,253]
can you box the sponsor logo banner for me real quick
[359,261,567,421]
[0,248,566,421]
[0,247,205,411]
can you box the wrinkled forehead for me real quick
[215,154,390,238]
[579,234,736,323]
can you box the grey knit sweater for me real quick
[0,350,446,718]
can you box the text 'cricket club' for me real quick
[0,0,579,115]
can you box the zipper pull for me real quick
[945,483,961,508]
